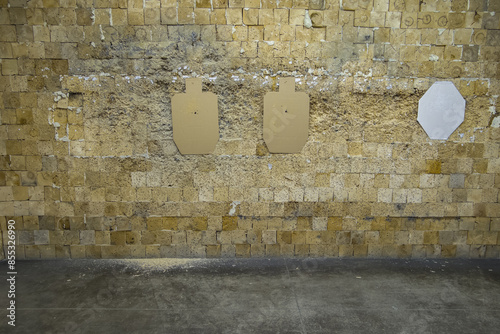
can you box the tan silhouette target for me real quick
[172,78,219,154]
[263,77,309,153]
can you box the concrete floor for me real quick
[0,258,499,334]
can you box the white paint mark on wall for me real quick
[492,116,500,128]
[229,201,240,216]
[304,10,312,28]
[53,91,67,102]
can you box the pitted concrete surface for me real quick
[1,258,499,333]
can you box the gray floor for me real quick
[0,258,499,334]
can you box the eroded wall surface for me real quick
[1,0,500,259]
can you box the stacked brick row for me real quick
[7,216,500,259]
[0,1,498,74]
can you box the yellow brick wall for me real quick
[0,0,499,259]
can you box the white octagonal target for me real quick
[418,81,465,140]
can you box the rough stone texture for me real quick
[0,0,499,259]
